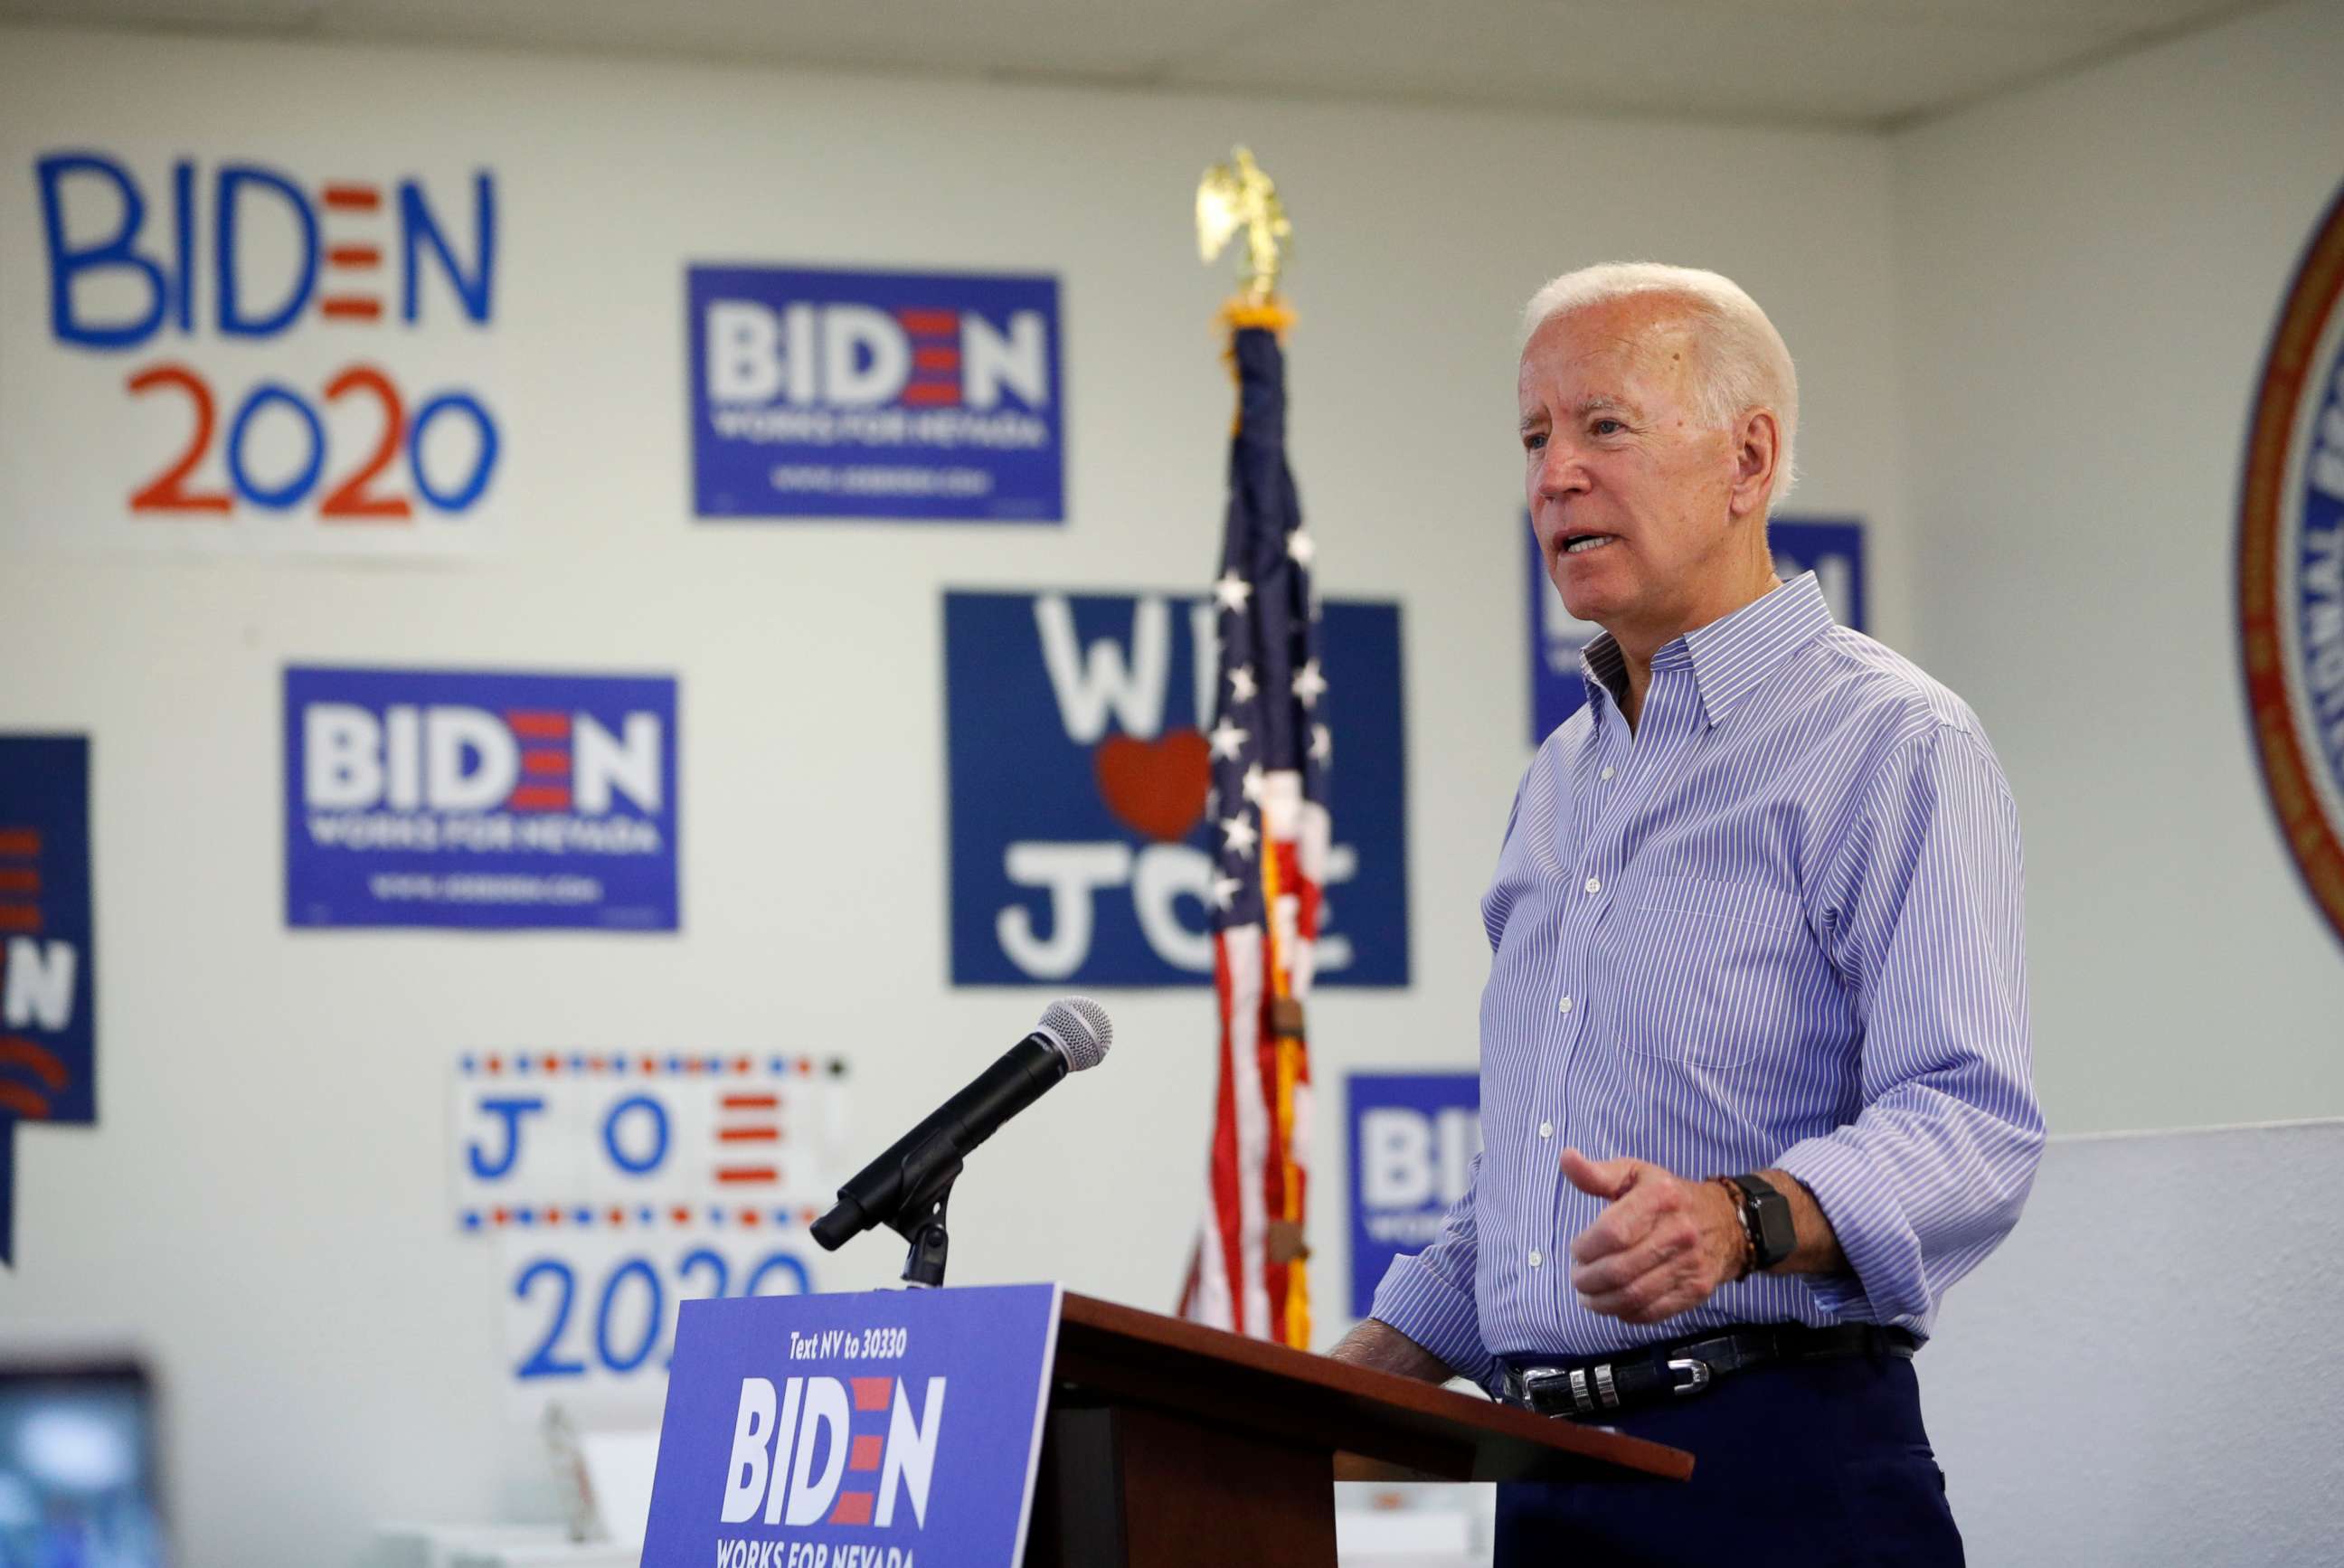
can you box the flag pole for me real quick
[1180,148,1325,1351]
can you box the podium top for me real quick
[1053,1293,1692,1485]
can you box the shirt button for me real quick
[1557,996,1574,1015]
[1527,1250,1544,1268]
[1600,766,1615,781]
[1583,876,1602,895]
[1539,1120,1554,1138]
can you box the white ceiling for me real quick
[0,0,2290,129]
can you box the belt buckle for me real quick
[1665,1357,1714,1396]
[1518,1365,1605,1416]
[1517,1365,1570,1412]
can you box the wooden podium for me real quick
[1023,1294,1691,1566]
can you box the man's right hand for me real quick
[1326,1318,1455,1384]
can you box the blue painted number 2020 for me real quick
[512,1247,813,1382]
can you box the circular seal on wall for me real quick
[2241,179,2344,951]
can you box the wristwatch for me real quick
[1723,1174,1796,1273]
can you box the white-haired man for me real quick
[1330,264,2042,1564]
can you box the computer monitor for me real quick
[0,1360,166,1568]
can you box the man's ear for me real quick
[1728,409,1781,520]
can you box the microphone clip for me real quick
[884,1134,962,1289]
[897,1181,954,1290]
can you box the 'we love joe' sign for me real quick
[940,590,1408,988]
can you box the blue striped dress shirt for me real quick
[1371,572,2043,1387]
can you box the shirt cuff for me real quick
[1366,1252,1498,1391]
[1774,1132,1929,1331]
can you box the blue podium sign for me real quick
[645,1283,1063,1567]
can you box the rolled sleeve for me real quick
[1366,1151,1498,1389]
[1783,724,2046,1333]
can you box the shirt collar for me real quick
[1577,571,1836,729]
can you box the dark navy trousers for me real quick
[1493,1352,1962,1567]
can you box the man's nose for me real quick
[1533,442,1592,502]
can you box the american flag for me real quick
[1178,307,1330,1349]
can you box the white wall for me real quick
[1891,0,2344,1134]
[1926,1120,2344,1566]
[0,28,1911,1566]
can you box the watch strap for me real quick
[1711,1176,1757,1280]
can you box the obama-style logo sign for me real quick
[2242,178,2344,953]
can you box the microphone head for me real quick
[1035,997,1112,1072]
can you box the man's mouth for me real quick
[1561,532,1620,556]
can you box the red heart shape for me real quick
[1094,730,1212,843]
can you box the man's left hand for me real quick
[1561,1148,1747,1325]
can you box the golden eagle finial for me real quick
[1196,146,1291,307]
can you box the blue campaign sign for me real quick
[0,735,96,1263]
[1347,1073,1479,1317]
[645,1283,1063,1568]
[284,667,679,931]
[1769,517,1869,632]
[1526,515,1870,742]
[689,266,1064,524]
[943,590,1409,987]
[1525,523,1606,745]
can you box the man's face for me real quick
[1519,296,1744,639]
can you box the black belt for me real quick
[1497,1323,1918,1422]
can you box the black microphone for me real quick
[811,997,1112,1252]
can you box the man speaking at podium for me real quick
[1330,263,2042,1564]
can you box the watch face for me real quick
[1738,1176,1796,1265]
